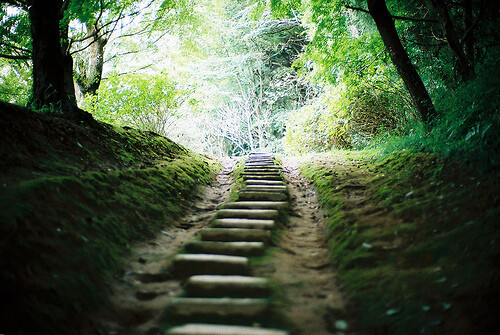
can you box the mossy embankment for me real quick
[0,101,218,334]
[301,151,499,335]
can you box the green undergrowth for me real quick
[0,102,218,335]
[229,157,246,201]
[301,150,499,334]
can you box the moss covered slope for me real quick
[0,101,218,334]
[301,151,499,335]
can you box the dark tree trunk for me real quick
[28,0,72,109]
[463,0,475,66]
[27,0,93,122]
[367,0,437,124]
[430,0,475,81]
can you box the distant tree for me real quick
[366,0,436,123]
[0,0,154,119]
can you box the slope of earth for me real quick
[0,101,218,335]
[300,151,499,335]
[86,158,237,335]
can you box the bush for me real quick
[284,77,411,153]
[283,86,351,153]
[83,73,187,136]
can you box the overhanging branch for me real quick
[345,5,438,23]
[0,53,30,60]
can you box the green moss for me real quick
[300,150,499,334]
[0,108,218,334]
[229,157,246,201]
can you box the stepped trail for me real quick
[88,155,349,335]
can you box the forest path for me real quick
[88,155,350,335]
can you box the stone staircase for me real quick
[165,153,289,335]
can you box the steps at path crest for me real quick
[200,227,271,243]
[172,254,250,277]
[167,324,288,335]
[166,153,290,335]
[216,208,279,220]
[184,275,271,298]
[166,297,270,318]
[222,201,288,210]
[213,218,275,229]
[184,241,265,256]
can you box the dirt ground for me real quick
[89,156,356,335]
[255,156,350,335]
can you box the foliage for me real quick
[84,73,187,136]
[0,4,31,60]
[284,74,412,153]
[284,85,351,153]
[370,49,500,172]
[0,59,30,104]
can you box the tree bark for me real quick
[27,0,94,122]
[75,24,108,98]
[28,0,72,109]
[463,0,474,67]
[367,0,437,124]
[430,0,475,81]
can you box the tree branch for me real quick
[0,42,31,54]
[0,53,30,60]
[345,5,438,23]
[460,4,482,44]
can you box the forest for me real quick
[0,0,498,334]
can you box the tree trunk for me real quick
[367,0,437,124]
[60,21,77,105]
[463,0,474,67]
[430,0,475,81]
[28,0,93,122]
[28,0,71,110]
[75,24,108,98]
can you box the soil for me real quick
[255,156,350,335]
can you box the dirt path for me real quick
[252,157,348,335]
[89,156,352,335]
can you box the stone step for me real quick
[244,169,280,173]
[243,174,282,180]
[243,170,281,175]
[245,179,285,186]
[243,175,283,181]
[166,297,270,318]
[243,185,287,192]
[238,191,287,202]
[249,152,273,156]
[244,166,279,171]
[247,158,274,162]
[222,201,288,210]
[167,323,289,335]
[216,209,279,220]
[185,275,271,298]
[214,218,275,229]
[200,228,271,243]
[184,241,265,256]
[245,163,275,167]
[172,254,250,277]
